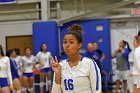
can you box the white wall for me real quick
[0,21,33,53]
[110,21,139,62]
[110,21,139,92]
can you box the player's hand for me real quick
[9,85,14,91]
[129,71,133,77]
[51,56,62,74]
[93,55,98,60]
[119,47,123,51]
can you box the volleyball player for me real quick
[51,24,101,93]
[129,36,139,93]
[19,47,36,93]
[11,48,24,91]
[7,49,22,93]
[133,31,140,93]
[36,43,52,93]
[112,40,131,93]
[0,45,13,93]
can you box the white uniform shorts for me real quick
[115,70,129,80]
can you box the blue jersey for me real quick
[84,51,94,59]
[10,59,19,79]
[85,51,102,71]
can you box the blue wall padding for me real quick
[32,21,59,57]
[32,19,112,90]
[60,19,112,75]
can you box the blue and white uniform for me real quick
[19,55,36,78]
[52,57,101,93]
[36,51,52,72]
[10,59,19,80]
[0,56,13,87]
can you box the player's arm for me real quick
[122,48,129,57]
[51,57,62,93]
[135,49,140,72]
[112,49,119,58]
[36,52,44,68]
[49,52,53,66]
[33,56,37,69]
[7,58,13,90]
[51,73,62,93]
[18,57,24,72]
[89,60,101,93]
[100,53,105,62]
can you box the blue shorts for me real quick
[12,74,19,80]
[0,78,9,87]
[22,73,34,78]
[40,67,51,73]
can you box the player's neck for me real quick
[0,55,3,58]
[42,50,47,53]
[26,55,31,58]
[69,54,81,63]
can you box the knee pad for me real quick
[48,80,51,86]
[28,88,34,92]
[40,82,44,87]
[12,90,16,93]
[16,89,22,93]
[21,87,26,92]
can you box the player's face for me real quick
[119,40,125,47]
[87,43,93,53]
[12,51,17,57]
[25,48,31,56]
[63,34,81,56]
[133,39,139,48]
[138,35,140,44]
[93,43,98,50]
[42,44,47,51]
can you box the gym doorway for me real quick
[6,35,33,56]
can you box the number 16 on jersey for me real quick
[64,79,74,90]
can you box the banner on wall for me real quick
[0,0,16,4]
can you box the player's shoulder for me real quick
[21,55,26,59]
[47,51,51,55]
[3,56,10,61]
[59,57,95,65]
[59,59,68,66]
[82,57,95,64]
[136,46,140,51]
[36,51,41,55]
[30,55,35,59]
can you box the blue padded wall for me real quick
[32,21,59,57]
[60,19,112,75]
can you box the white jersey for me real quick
[19,55,36,73]
[12,56,22,75]
[52,57,101,93]
[133,46,140,76]
[13,55,21,68]
[36,51,52,69]
[0,56,13,85]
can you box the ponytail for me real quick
[126,42,132,52]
